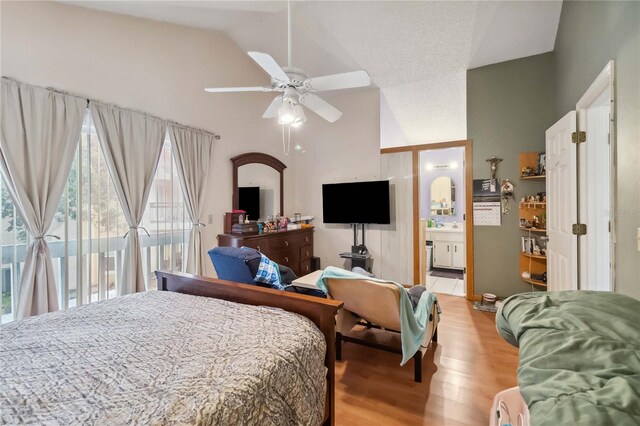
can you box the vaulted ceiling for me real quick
[62,1,562,144]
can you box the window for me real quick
[0,110,190,323]
[0,179,28,323]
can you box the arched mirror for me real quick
[430,176,455,216]
[232,153,286,220]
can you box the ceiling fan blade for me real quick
[204,86,274,93]
[247,52,290,83]
[263,96,283,118]
[305,70,370,92]
[299,94,343,123]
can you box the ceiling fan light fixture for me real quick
[291,104,306,127]
[278,101,295,124]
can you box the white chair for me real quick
[325,277,439,382]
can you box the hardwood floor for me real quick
[334,294,519,425]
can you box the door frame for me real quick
[381,139,475,300]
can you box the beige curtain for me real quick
[0,78,85,319]
[168,125,215,275]
[90,102,165,295]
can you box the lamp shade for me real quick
[278,101,295,124]
[291,104,306,127]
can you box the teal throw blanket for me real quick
[316,266,439,365]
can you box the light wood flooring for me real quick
[334,294,519,425]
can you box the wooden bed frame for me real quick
[156,271,343,426]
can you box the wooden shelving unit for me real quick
[519,152,547,289]
[520,201,546,208]
[519,227,547,233]
[521,252,546,260]
[522,277,547,288]
[519,152,545,180]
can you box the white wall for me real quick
[0,0,296,276]
[291,89,383,275]
[380,93,410,149]
[1,1,382,277]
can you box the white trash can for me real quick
[425,243,433,272]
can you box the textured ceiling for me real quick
[60,1,562,144]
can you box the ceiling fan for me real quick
[204,1,371,127]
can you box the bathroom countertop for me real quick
[425,226,463,233]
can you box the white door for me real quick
[577,61,614,292]
[546,111,578,291]
[433,242,452,268]
[452,242,465,268]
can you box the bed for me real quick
[496,290,640,425]
[0,271,343,425]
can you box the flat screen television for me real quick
[238,186,260,220]
[322,180,391,224]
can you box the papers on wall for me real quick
[473,179,501,226]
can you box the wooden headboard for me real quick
[155,271,343,426]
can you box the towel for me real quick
[316,266,440,365]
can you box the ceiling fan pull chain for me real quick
[282,124,291,156]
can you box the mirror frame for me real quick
[231,152,286,216]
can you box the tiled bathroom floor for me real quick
[426,271,465,297]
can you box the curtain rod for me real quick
[2,76,222,141]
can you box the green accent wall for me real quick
[554,0,640,298]
[468,1,639,298]
[467,53,556,297]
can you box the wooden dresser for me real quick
[217,228,315,276]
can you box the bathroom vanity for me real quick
[425,227,465,270]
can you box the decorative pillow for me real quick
[240,246,284,290]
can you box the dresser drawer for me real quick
[270,231,313,250]
[242,238,269,253]
[300,245,313,261]
[270,251,299,269]
[269,234,297,251]
[299,259,312,275]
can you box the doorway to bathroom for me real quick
[419,147,467,297]
[379,139,474,300]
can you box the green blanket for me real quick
[497,291,640,425]
[316,266,438,366]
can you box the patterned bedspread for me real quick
[0,291,327,425]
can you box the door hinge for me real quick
[572,223,587,235]
[571,131,586,144]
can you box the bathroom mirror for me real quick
[232,152,286,220]
[430,176,455,216]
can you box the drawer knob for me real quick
[305,265,310,271]
[285,257,289,263]
[285,241,289,247]
[305,237,309,243]
[257,246,261,252]
[305,251,309,256]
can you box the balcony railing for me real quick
[1,230,189,323]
